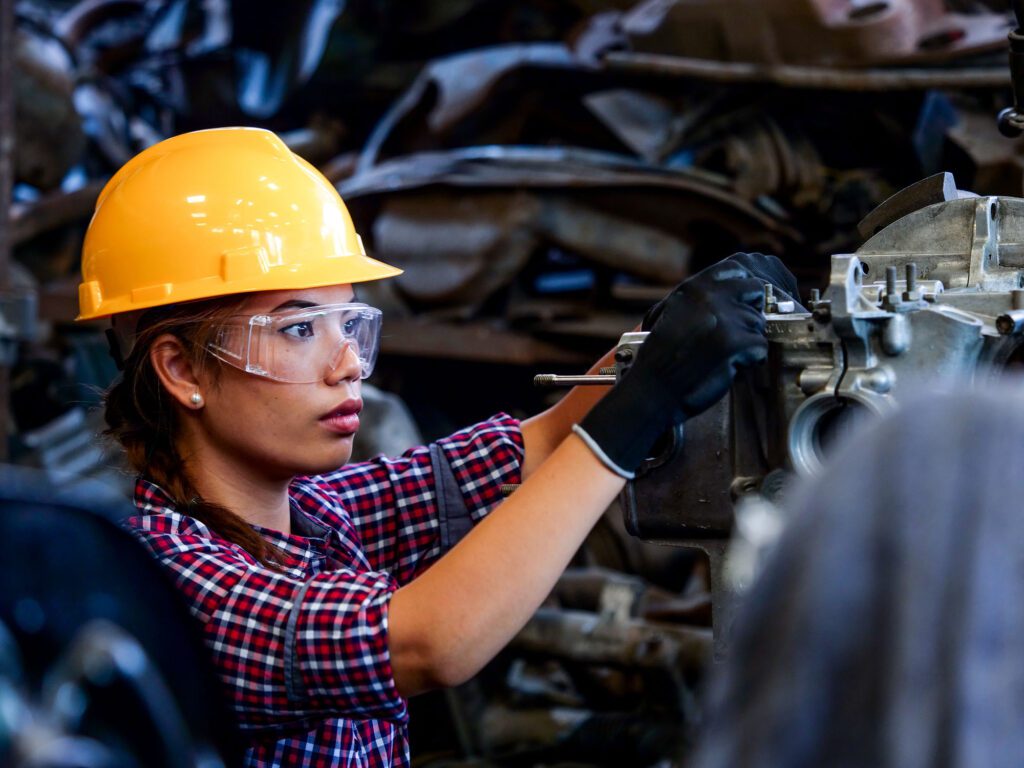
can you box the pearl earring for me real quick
[190,391,203,406]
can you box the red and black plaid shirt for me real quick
[124,414,523,767]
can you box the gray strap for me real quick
[430,443,474,550]
[284,580,315,703]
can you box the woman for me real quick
[78,127,778,767]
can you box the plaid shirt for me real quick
[124,414,523,768]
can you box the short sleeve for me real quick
[126,522,407,735]
[309,414,524,583]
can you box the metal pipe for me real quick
[997,310,1024,335]
[604,52,1009,91]
[533,374,616,387]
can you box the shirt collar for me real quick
[134,475,331,542]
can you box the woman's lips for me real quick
[319,400,362,435]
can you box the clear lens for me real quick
[208,303,382,383]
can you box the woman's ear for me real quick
[149,333,206,411]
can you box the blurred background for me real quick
[2,1,1023,765]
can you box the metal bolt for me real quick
[808,288,820,305]
[903,262,921,302]
[614,348,633,364]
[883,265,902,309]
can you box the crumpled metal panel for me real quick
[341,145,798,315]
[620,0,1010,67]
[357,43,602,171]
[374,190,694,307]
[13,29,85,190]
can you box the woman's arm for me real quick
[388,255,776,697]
[519,344,619,480]
[388,431,623,695]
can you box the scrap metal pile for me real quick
[6,1,1024,766]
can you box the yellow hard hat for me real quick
[77,127,401,320]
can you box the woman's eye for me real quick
[281,321,315,339]
[342,317,358,335]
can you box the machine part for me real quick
[617,0,1011,68]
[857,171,962,240]
[512,607,710,682]
[534,374,616,386]
[945,107,1024,198]
[543,176,1024,655]
[997,0,1024,136]
[0,465,241,766]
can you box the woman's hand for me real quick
[643,252,801,330]
[576,257,769,477]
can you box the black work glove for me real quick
[643,252,800,330]
[576,258,769,478]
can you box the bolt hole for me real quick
[991,201,999,220]
[848,2,889,21]
[860,262,870,275]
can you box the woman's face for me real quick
[195,284,369,479]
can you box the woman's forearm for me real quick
[388,432,624,696]
[519,344,620,479]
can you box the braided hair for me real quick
[104,297,285,569]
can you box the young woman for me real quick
[78,127,781,767]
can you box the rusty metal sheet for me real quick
[14,28,85,190]
[601,50,1011,89]
[357,43,595,172]
[376,189,692,307]
[618,0,1011,68]
[342,146,798,320]
[341,145,797,243]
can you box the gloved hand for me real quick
[643,252,800,330]
[575,258,768,478]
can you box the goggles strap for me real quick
[105,327,126,371]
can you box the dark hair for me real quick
[104,297,286,569]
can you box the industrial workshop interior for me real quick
[7,1,1024,766]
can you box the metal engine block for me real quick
[617,176,1024,652]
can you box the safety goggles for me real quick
[207,303,382,383]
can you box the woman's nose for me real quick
[324,341,362,385]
